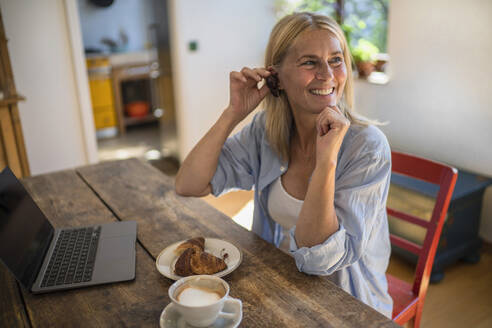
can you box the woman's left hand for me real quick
[315,106,350,167]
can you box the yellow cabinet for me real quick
[89,78,114,108]
[93,106,117,130]
[86,57,118,133]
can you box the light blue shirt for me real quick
[211,111,393,318]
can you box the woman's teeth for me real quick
[310,88,335,96]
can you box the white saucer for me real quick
[159,302,242,328]
[156,238,243,280]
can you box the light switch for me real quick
[188,40,198,52]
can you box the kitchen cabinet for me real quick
[87,56,118,138]
[112,61,162,134]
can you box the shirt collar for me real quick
[257,139,289,192]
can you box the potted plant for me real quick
[351,39,380,78]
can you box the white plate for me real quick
[159,301,242,328]
[156,238,242,280]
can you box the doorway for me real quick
[77,0,179,176]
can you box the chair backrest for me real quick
[388,151,458,297]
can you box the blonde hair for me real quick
[264,12,377,161]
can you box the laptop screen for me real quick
[0,167,54,289]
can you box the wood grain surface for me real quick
[0,265,30,327]
[1,159,398,327]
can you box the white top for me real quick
[267,176,304,230]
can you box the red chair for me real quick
[387,151,458,327]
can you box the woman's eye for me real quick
[329,57,343,65]
[302,60,316,66]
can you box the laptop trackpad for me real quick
[93,236,136,283]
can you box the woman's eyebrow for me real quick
[296,55,317,63]
[296,51,343,62]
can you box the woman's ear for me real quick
[273,67,284,90]
[277,74,283,90]
[266,66,281,97]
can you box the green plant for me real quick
[351,39,379,63]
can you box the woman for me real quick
[175,12,393,318]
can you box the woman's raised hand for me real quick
[315,106,350,166]
[226,67,271,123]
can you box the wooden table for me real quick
[0,159,398,327]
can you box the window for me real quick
[275,0,390,83]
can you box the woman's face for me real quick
[278,29,347,115]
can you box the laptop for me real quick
[0,167,137,293]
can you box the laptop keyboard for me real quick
[41,226,101,287]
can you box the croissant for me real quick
[190,250,227,275]
[174,237,205,256]
[173,237,227,276]
[174,248,195,276]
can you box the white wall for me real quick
[355,0,492,176]
[77,0,155,52]
[167,0,276,160]
[1,0,95,175]
[353,0,492,241]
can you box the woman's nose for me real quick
[315,63,334,80]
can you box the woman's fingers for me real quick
[229,67,272,117]
[329,105,343,115]
[258,83,271,99]
[240,67,261,82]
[231,67,272,88]
[317,108,330,135]
[316,113,326,136]
[230,71,247,83]
[255,67,271,78]
[240,67,271,83]
[317,107,345,136]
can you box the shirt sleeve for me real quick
[289,128,391,275]
[210,113,262,197]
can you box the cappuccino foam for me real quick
[177,286,222,307]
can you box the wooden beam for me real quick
[10,103,30,176]
[0,106,22,176]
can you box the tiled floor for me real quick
[97,122,161,161]
[96,122,180,176]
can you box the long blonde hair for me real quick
[264,12,375,161]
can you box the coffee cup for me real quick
[168,275,242,327]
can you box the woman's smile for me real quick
[307,86,338,108]
[309,88,335,96]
